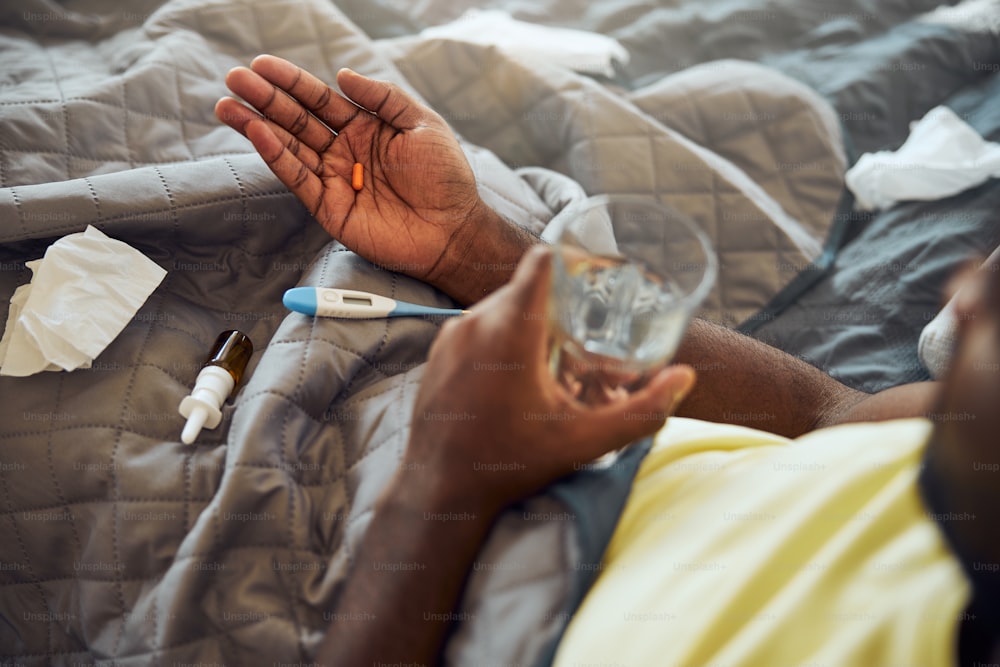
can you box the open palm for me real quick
[216,55,482,284]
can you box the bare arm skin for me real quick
[441,198,542,304]
[315,477,498,666]
[672,319,940,438]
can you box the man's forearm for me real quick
[316,473,499,666]
[433,200,539,305]
[672,319,848,437]
[673,319,937,437]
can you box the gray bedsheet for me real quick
[1,0,997,665]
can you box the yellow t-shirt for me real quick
[555,418,970,667]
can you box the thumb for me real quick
[336,68,428,130]
[472,244,552,325]
[506,244,553,316]
[470,245,554,361]
[580,365,697,458]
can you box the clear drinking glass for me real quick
[547,194,717,405]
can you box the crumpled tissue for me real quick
[421,9,630,77]
[845,105,1000,211]
[0,225,167,377]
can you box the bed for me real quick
[1,0,998,665]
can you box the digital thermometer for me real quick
[283,287,468,319]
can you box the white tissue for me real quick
[0,225,167,377]
[845,105,1000,211]
[421,9,630,77]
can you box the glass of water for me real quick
[546,194,717,405]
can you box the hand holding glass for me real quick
[547,195,717,405]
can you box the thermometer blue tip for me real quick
[283,287,318,316]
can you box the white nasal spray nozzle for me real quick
[179,366,235,444]
[178,330,253,445]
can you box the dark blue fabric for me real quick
[534,437,654,667]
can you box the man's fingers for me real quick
[336,68,427,130]
[215,96,254,132]
[580,365,696,457]
[264,120,324,176]
[245,119,331,220]
[637,364,696,413]
[507,245,554,315]
[250,55,361,132]
[225,66,337,156]
[216,98,325,176]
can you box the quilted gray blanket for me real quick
[2,0,994,664]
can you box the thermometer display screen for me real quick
[342,296,373,306]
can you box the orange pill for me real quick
[351,162,363,191]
